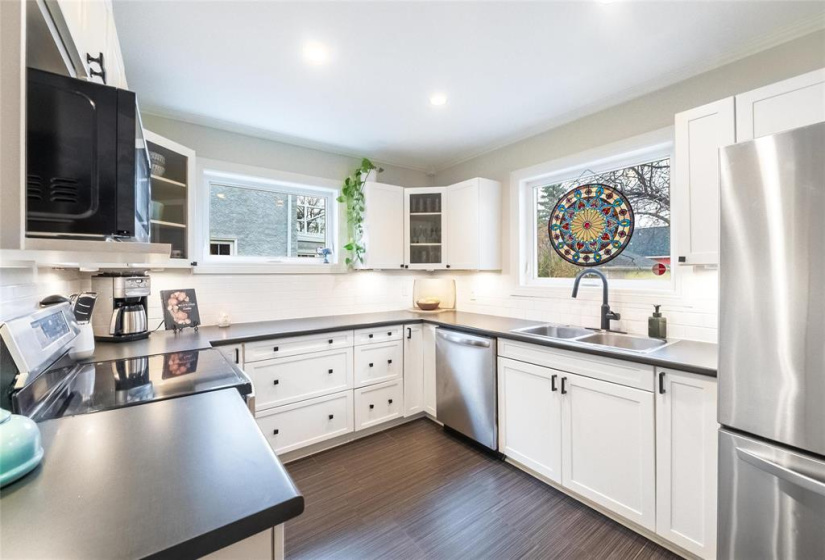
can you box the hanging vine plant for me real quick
[338,158,383,267]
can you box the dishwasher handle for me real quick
[436,329,492,348]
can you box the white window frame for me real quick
[194,158,346,274]
[511,127,681,297]
[209,238,237,256]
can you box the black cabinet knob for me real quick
[678,256,687,263]
[369,363,374,367]
[273,379,279,385]
[446,264,451,269]
[388,359,392,364]
[328,339,333,344]
[387,332,392,336]
[369,404,375,409]
[273,346,279,352]
[328,369,333,374]
[328,414,334,420]
[388,399,393,404]
[369,334,374,338]
[400,264,404,268]
[273,429,279,435]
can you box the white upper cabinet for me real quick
[47,0,128,88]
[655,369,718,560]
[736,68,825,141]
[673,98,735,266]
[405,187,448,270]
[445,178,501,271]
[362,182,405,269]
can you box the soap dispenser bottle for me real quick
[649,305,667,339]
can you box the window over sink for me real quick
[516,134,674,291]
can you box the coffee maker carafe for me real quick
[91,273,151,342]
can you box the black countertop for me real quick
[0,389,304,559]
[87,310,717,377]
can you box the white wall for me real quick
[433,30,825,343]
[141,114,434,188]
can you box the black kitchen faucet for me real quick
[571,269,621,331]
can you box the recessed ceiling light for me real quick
[429,93,447,107]
[303,41,330,65]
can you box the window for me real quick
[528,151,672,285]
[204,171,336,264]
[209,239,236,256]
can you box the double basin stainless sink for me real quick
[511,324,672,353]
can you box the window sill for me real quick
[193,262,348,275]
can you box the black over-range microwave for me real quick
[26,69,151,242]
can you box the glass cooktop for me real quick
[14,348,251,422]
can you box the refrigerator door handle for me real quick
[736,447,825,497]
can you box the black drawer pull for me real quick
[659,371,666,394]
[273,429,279,435]
[273,346,279,352]
[234,348,240,363]
[388,399,393,404]
[369,363,374,367]
[551,374,558,392]
[328,414,334,420]
[388,359,392,364]
[387,331,392,336]
[273,379,279,385]
[328,339,333,344]
[561,377,568,395]
[328,369,333,374]
[369,334,374,339]
[369,404,374,409]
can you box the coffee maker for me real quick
[90,273,150,342]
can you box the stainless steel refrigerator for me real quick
[718,121,825,559]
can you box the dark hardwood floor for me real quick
[284,419,681,560]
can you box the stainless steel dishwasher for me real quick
[435,328,497,451]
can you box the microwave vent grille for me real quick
[27,175,43,201]
[49,178,80,204]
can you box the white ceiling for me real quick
[113,1,825,172]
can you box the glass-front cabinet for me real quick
[404,187,448,269]
[145,131,196,263]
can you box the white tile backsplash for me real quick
[2,265,718,343]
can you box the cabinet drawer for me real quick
[247,348,353,412]
[354,380,403,430]
[244,330,353,363]
[256,392,353,455]
[353,325,402,346]
[353,341,403,387]
[498,339,654,392]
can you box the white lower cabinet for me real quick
[257,392,353,455]
[205,526,283,560]
[353,341,403,387]
[655,369,718,560]
[403,324,424,416]
[246,348,353,411]
[354,380,404,430]
[422,324,437,417]
[498,358,562,483]
[561,372,656,531]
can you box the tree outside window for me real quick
[535,158,671,281]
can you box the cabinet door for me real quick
[53,0,110,83]
[655,369,718,559]
[362,182,404,269]
[215,343,244,367]
[403,324,424,416]
[405,188,447,269]
[354,380,404,430]
[561,373,655,530]
[445,179,480,270]
[353,341,403,387]
[736,68,825,141]
[673,97,735,265]
[498,358,563,483]
[422,324,437,417]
